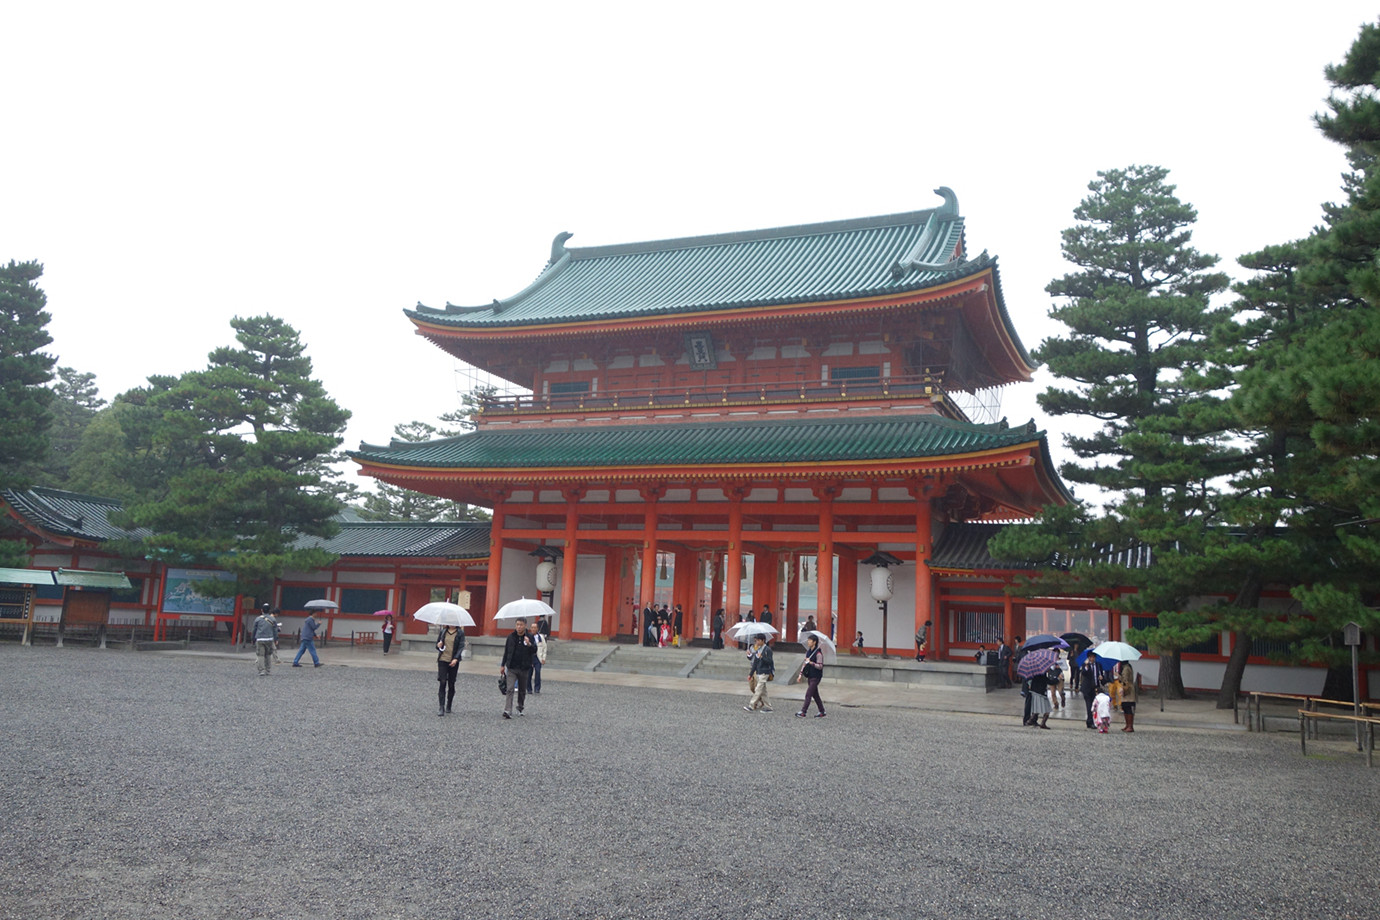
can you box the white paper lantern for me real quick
[870,567,894,602]
[536,561,557,591]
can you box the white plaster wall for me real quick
[853,563,918,652]
[1134,659,1328,696]
[499,547,539,614]
[572,555,606,634]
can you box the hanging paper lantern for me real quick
[870,566,894,602]
[536,561,557,591]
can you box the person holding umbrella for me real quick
[1119,661,1137,732]
[436,623,465,716]
[381,613,396,655]
[292,610,323,668]
[744,634,775,712]
[795,633,827,718]
[500,617,538,719]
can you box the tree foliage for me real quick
[39,366,105,489]
[353,412,491,522]
[0,260,56,491]
[113,316,351,599]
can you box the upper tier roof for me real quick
[406,189,1024,347]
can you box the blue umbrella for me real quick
[1075,648,1119,672]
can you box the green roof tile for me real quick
[407,201,984,328]
[352,414,1049,471]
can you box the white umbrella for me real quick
[799,629,838,664]
[413,602,475,628]
[494,597,556,622]
[304,599,338,610]
[1091,640,1142,662]
[727,621,778,641]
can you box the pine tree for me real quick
[1005,166,1233,697]
[115,316,351,600]
[39,367,105,489]
[0,260,56,490]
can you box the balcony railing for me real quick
[478,373,949,416]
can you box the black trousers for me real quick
[437,660,458,708]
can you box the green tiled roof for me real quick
[352,414,1051,471]
[407,195,1002,330]
[53,569,132,589]
[297,522,490,559]
[929,522,1152,572]
[0,487,150,542]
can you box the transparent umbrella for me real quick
[413,602,475,628]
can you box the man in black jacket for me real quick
[500,618,538,719]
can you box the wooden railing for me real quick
[1297,710,1380,767]
[479,373,947,416]
[1246,691,1380,732]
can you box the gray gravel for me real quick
[1,645,1377,920]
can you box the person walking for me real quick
[914,619,932,661]
[500,617,538,719]
[795,634,827,718]
[292,611,323,667]
[381,613,396,654]
[251,604,277,676]
[528,626,547,694]
[743,635,775,712]
[1080,654,1100,728]
[270,607,283,664]
[711,608,725,649]
[1119,661,1137,732]
[1027,670,1053,728]
[436,624,464,716]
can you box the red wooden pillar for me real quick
[813,484,838,646]
[725,486,747,624]
[638,486,665,616]
[1003,589,1017,651]
[837,549,857,644]
[558,488,583,639]
[483,491,509,636]
[910,479,936,658]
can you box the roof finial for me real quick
[550,231,573,265]
[933,187,959,217]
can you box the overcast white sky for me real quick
[4,2,1376,501]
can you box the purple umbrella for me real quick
[1016,647,1061,680]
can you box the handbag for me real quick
[498,675,508,696]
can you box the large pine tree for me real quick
[0,261,56,490]
[114,316,351,601]
[995,166,1234,697]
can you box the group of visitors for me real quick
[640,603,684,647]
[740,631,828,718]
[250,603,324,674]
[438,614,550,719]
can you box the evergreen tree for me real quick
[114,316,351,600]
[0,260,56,490]
[354,417,490,522]
[1251,24,1380,673]
[999,167,1233,697]
[40,366,105,489]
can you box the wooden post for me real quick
[558,489,582,640]
[725,486,747,625]
[814,484,837,650]
[483,492,509,636]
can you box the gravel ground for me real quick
[1,645,1377,920]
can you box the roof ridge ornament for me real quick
[890,187,963,278]
[549,231,573,266]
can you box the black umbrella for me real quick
[1022,634,1069,651]
[1061,632,1094,648]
